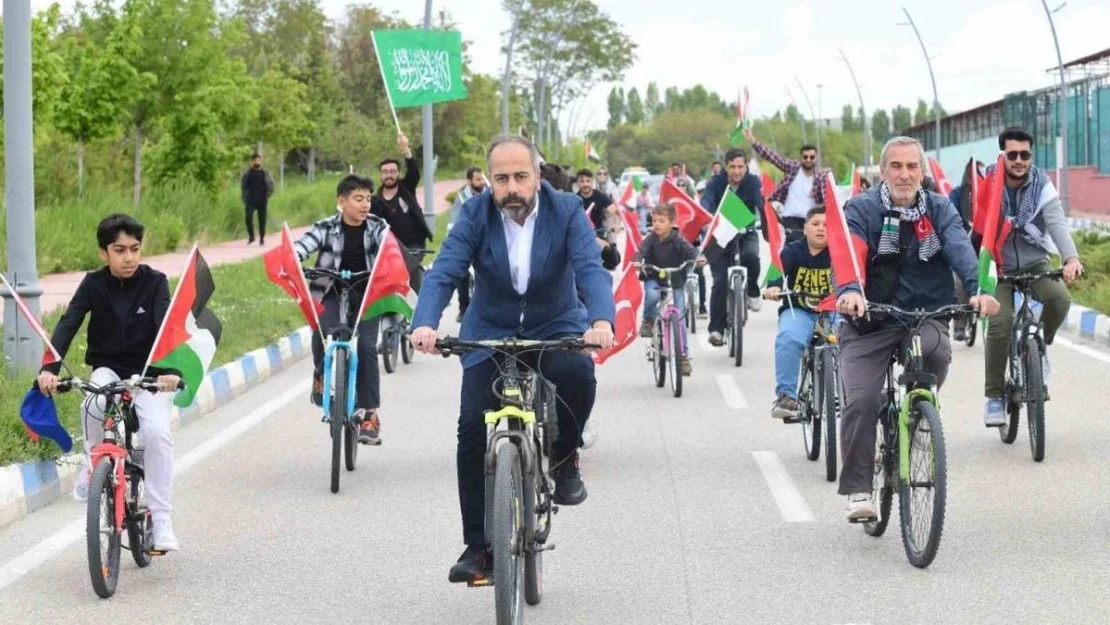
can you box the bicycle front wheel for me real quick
[125,465,153,568]
[799,353,820,461]
[652,320,666,388]
[965,314,978,347]
[493,443,525,625]
[898,398,947,569]
[381,326,400,374]
[821,349,839,482]
[523,456,544,606]
[87,460,121,598]
[686,284,697,334]
[1024,337,1046,462]
[668,314,683,398]
[331,349,349,492]
[401,328,414,364]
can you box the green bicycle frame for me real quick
[897,334,939,482]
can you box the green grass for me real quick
[1068,230,1110,315]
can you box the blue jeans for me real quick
[775,309,820,399]
[644,280,688,357]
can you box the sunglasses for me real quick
[1006,150,1032,162]
[801,155,817,161]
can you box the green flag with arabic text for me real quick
[372,29,469,108]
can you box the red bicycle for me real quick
[58,375,181,598]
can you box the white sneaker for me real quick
[581,419,598,450]
[72,464,90,502]
[747,296,762,312]
[153,519,180,551]
[846,493,877,522]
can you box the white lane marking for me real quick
[1055,336,1110,365]
[752,451,815,523]
[715,374,749,409]
[0,379,311,593]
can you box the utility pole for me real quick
[902,7,942,162]
[784,85,808,144]
[422,0,436,232]
[839,47,872,171]
[1,0,43,375]
[1041,0,1070,213]
[795,76,821,169]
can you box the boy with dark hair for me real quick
[296,174,392,445]
[37,213,184,551]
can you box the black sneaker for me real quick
[448,546,492,583]
[311,373,323,407]
[552,452,587,505]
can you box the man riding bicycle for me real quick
[699,147,767,346]
[296,175,393,445]
[835,137,1000,521]
[36,214,183,551]
[743,128,824,242]
[983,127,1083,426]
[410,134,615,584]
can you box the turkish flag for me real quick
[761,171,776,201]
[593,265,644,365]
[264,223,324,331]
[659,179,712,243]
[824,173,867,289]
[619,209,642,271]
[928,157,954,196]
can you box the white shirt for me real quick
[781,169,818,219]
[502,200,540,295]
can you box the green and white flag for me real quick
[700,188,756,264]
[372,29,468,109]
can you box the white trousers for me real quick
[82,367,175,522]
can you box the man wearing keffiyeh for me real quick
[982,127,1083,428]
[832,136,1001,522]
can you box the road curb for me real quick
[0,325,312,532]
[1062,302,1110,347]
[1068,216,1110,232]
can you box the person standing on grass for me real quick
[241,152,275,246]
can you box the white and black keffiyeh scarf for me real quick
[878,182,942,261]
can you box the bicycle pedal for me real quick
[467,578,494,588]
[146,549,169,557]
[847,516,877,525]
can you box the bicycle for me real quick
[995,269,1065,461]
[55,375,183,599]
[433,336,595,625]
[955,308,978,347]
[640,261,696,399]
[304,267,373,494]
[775,289,841,482]
[380,248,432,374]
[684,271,699,335]
[857,303,973,569]
[723,234,752,368]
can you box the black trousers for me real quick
[457,350,596,547]
[709,231,761,334]
[245,202,267,241]
[311,291,380,410]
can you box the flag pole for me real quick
[0,272,74,378]
[284,222,326,345]
[142,243,198,378]
[371,31,403,135]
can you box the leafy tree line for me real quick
[0,0,528,206]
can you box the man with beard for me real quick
[449,167,488,320]
[371,132,434,259]
[410,134,615,583]
[577,168,614,231]
[834,136,1000,522]
[744,128,825,242]
[240,152,274,246]
[982,127,1082,427]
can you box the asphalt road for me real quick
[2,289,1109,624]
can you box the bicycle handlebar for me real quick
[999,268,1066,287]
[638,260,697,279]
[303,267,373,287]
[866,303,975,322]
[432,336,599,356]
[406,248,434,258]
[57,375,185,396]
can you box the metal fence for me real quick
[1003,79,1110,174]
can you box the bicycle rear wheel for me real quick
[401,327,414,364]
[1024,337,1046,462]
[87,460,121,598]
[523,454,545,606]
[999,398,1020,444]
[534,380,558,459]
[731,278,744,367]
[652,320,666,388]
[493,443,524,625]
[668,314,683,398]
[864,412,894,537]
[965,313,978,347]
[331,349,349,493]
[821,349,839,482]
[125,464,153,568]
[686,284,697,334]
[898,398,947,568]
[799,353,820,461]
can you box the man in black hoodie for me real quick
[699,148,766,347]
[578,168,614,230]
[240,152,274,246]
[371,133,434,275]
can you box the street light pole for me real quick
[902,7,942,162]
[1041,0,1069,213]
[839,47,872,171]
[1,0,43,376]
[795,76,820,168]
[817,83,824,170]
[422,0,436,232]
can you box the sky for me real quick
[20,0,1110,136]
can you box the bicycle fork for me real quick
[321,341,359,424]
[89,443,128,532]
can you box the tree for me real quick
[871,108,891,143]
[644,81,660,124]
[892,105,912,132]
[913,98,929,126]
[841,105,856,133]
[930,101,947,119]
[251,69,313,188]
[626,87,644,126]
[785,104,803,125]
[606,86,624,128]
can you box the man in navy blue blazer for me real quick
[411,134,616,583]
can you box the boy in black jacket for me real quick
[36,214,184,551]
[763,206,834,420]
[634,203,705,376]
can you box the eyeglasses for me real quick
[1006,150,1032,162]
[801,155,817,161]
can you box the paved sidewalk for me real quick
[3,178,463,317]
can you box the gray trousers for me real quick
[837,320,952,495]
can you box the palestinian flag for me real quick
[585,140,601,163]
[659,178,713,243]
[356,230,416,322]
[0,272,64,369]
[762,206,786,286]
[974,155,1010,296]
[145,245,222,408]
[729,86,750,146]
[700,188,756,264]
[619,176,644,209]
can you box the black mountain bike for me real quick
[380,248,431,374]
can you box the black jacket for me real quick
[240,167,274,206]
[43,265,181,378]
[583,190,614,230]
[371,157,434,248]
[700,171,767,241]
[634,228,700,287]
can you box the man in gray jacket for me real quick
[983,127,1083,426]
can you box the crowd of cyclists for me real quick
[31,123,1084,588]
